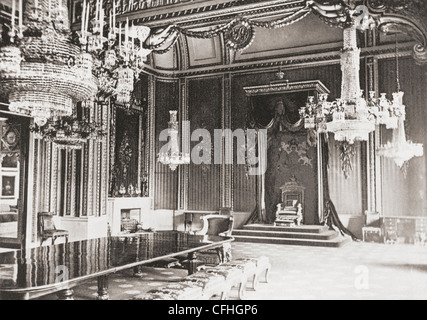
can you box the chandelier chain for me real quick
[395,33,401,93]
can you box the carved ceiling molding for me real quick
[309,0,427,65]
[137,0,427,69]
[365,0,427,65]
[143,5,312,56]
[142,43,414,78]
[120,0,308,28]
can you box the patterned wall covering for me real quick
[154,80,179,210]
[187,77,222,211]
[379,57,427,217]
[113,108,141,195]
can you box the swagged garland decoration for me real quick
[142,4,312,54]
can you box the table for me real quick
[0,231,233,300]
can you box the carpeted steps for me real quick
[241,224,330,234]
[232,224,351,248]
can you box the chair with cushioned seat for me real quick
[181,272,227,300]
[198,264,246,299]
[38,212,69,246]
[191,214,234,265]
[134,282,204,300]
[233,256,271,290]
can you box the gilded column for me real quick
[50,143,59,214]
[87,102,94,216]
[365,33,381,215]
[101,102,109,215]
[222,73,233,210]
[148,75,156,200]
[178,78,189,211]
[108,101,116,197]
[31,138,39,242]
[70,149,76,216]
[45,141,51,212]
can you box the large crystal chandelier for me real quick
[299,16,403,144]
[79,0,151,106]
[0,0,98,126]
[377,116,423,168]
[30,112,106,149]
[158,111,190,171]
[376,37,423,167]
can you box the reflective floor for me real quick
[33,241,427,300]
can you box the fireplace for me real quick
[107,197,152,236]
[120,208,141,233]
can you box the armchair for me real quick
[193,214,234,237]
[274,176,305,227]
[191,214,234,265]
[38,212,69,245]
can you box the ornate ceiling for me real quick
[1,0,426,73]
[116,0,427,73]
[141,0,426,74]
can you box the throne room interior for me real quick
[0,0,426,300]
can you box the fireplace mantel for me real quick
[107,197,152,236]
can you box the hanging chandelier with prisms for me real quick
[158,111,190,171]
[78,0,152,106]
[299,11,404,144]
[377,116,423,168]
[376,36,423,168]
[30,113,107,149]
[0,0,98,126]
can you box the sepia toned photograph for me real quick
[0,0,426,304]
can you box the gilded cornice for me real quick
[142,42,414,78]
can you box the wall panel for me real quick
[379,58,427,217]
[187,77,222,211]
[154,80,179,210]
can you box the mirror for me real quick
[0,112,29,244]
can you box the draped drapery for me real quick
[245,129,268,224]
[245,99,274,224]
[327,136,363,215]
[320,133,359,240]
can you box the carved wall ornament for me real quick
[143,4,312,53]
[224,18,256,51]
[338,140,356,180]
[0,124,21,153]
[118,131,133,180]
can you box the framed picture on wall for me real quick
[1,176,15,198]
[71,0,83,24]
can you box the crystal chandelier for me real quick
[299,15,403,144]
[376,36,423,168]
[158,111,190,171]
[0,0,98,126]
[79,0,151,106]
[30,110,106,149]
[377,116,423,168]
